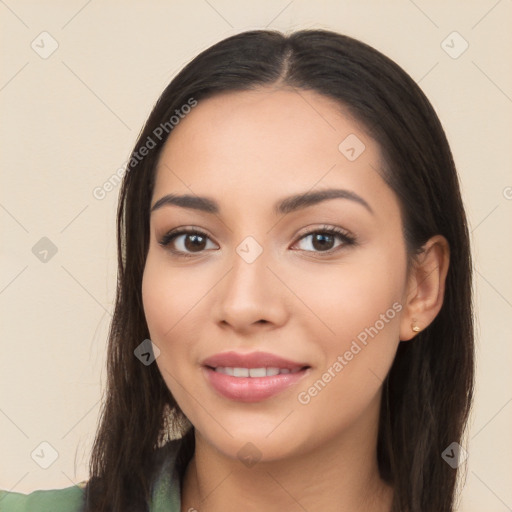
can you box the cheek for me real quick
[336,267,403,344]
[141,253,199,409]
[141,250,216,400]
[290,244,405,345]
[291,247,405,421]
[141,251,208,343]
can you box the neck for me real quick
[180,395,393,512]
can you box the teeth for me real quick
[214,367,298,377]
[249,368,266,377]
[233,367,249,377]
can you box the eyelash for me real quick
[158,225,357,259]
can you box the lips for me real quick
[201,351,311,402]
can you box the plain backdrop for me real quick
[1,1,511,511]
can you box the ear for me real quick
[399,235,450,341]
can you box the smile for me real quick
[212,366,304,377]
[201,351,311,402]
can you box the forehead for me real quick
[151,87,396,219]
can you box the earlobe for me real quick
[399,235,450,341]
[400,317,424,342]
[411,319,421,333]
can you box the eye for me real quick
[292,225,356,255]
[158,224,356,258]
[158,228,217,258]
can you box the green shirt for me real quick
[0,438,183,512]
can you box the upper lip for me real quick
[202,351,310,370]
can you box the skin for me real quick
[141,86,449,512]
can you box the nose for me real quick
[213,241,289,334]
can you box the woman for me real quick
[0,28,474,512]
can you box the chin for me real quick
[191,416,315,464]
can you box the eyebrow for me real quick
[150,188,374,216]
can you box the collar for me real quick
[149,437,184,512]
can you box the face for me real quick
[142,87,409,462]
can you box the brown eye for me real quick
[159,229,217,257]
[293,226,356,254]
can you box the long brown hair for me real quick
[84,29,474,512]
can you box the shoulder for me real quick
[0,435,191,512]
[0,482,86,512]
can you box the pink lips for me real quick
[202,351,310,402]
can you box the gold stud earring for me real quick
[411,319,421,333]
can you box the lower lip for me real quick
[203,367,309,402]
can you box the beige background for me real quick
[1,1,511,510]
